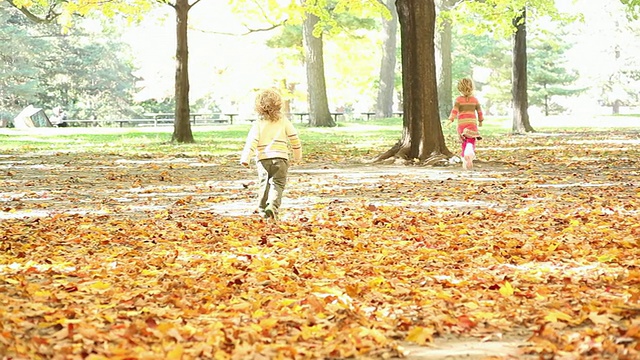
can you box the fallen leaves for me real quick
[0,130,639,358]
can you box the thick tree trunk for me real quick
[375,0,398,118]
[171,0,194,143]
[436,0,454,120]
[302,11,334,127]
[376,0,450,163]
[511,8,534,134]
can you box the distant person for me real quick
[240,88,303,221]
[50,106,68,127]
[448,78,484,170]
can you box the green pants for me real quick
[256,158,289,214]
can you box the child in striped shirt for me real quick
[240,88,303,220]
[448,78,484,170]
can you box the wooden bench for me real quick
[361,112,376,121]
[289,112,344,123]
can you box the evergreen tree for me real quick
[0,5,48,120]
[0,3,139,122]
[528,29,584,115]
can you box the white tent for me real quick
[13,105,53,129]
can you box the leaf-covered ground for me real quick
[1,130,639,359]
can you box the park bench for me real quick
[65,113,248,127]
[361,112,376,120]
[290,112,344,123]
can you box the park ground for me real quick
[0,116,639,359]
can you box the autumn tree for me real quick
[436,0,456,120]
[301,4,335,127]
[375,0,398,118]
[375,0,450,163]
[622,0,640,17]
[510,8,532,133]
[447,1,566,134]
[300,1,385,126]
[169,0,202,143]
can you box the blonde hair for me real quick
[254,88,283,122]
[457,78,474,97]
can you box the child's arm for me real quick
[285,120,302,162]
[448,98,459,122]
[239,124,259,167]
[476,101,484,127]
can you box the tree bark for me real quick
[511,8,534,134]
[376,0,450,163]
[171,0,195,143]
[436,0,454,120]
[375,0,398,118]
[302,11,334,127]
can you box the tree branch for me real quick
[191,20,287,36]
[5,0,60,23]
[188,0,203,10]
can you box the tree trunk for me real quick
[436,0,454,120]
[375,0,398,118]
[171,0,194,143]
[612,100,621,114]
[511,8,534,134]
[375,0,450,163]
[302,11,334,127]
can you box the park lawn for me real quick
[0,117,639,359]
[0,117,508,159]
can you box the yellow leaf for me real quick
[166,344,183,360]
[544,310,573,323]
[463,301,479,310]
[259,318,278,330]
[406,326,434,345]
[499,281,514,297]
[300,325,321,340]
[90,281,111,290]
[597,254,616,263]
[34,290,51,298]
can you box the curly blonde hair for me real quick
[457,78,474,97]
[254,88,283,122]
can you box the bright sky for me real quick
[122,2,282,112]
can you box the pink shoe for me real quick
[463,143,475,170]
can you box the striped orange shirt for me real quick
[449,96,484,125]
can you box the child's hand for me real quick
[478,120,483,127]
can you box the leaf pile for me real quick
[0,129,639,359]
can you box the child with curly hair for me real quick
[240,88,303,220]
[448,78,484,170]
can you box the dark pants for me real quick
[256,158,289,214]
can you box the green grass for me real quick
[0,119,407,157]
[1,115,637,158]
